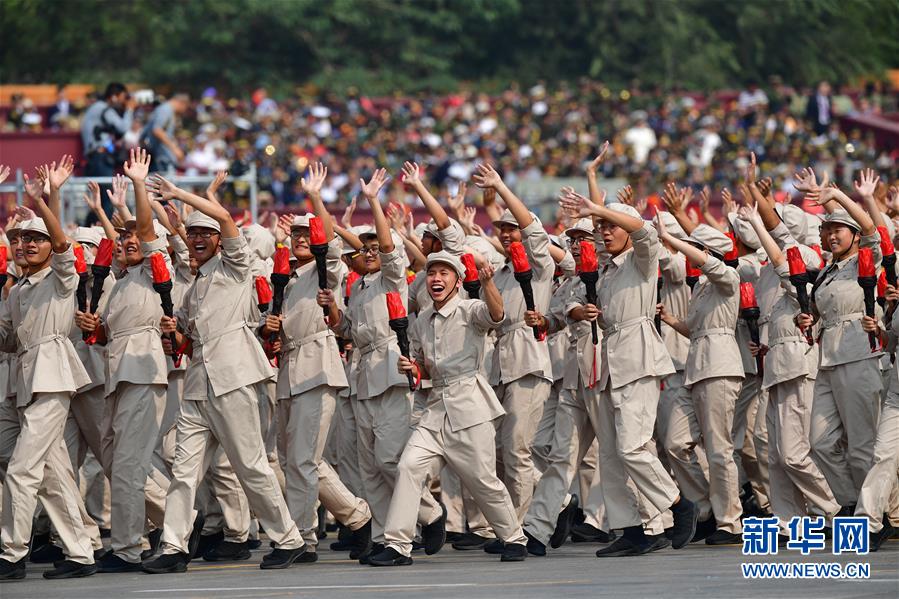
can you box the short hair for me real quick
[103,82,128,99]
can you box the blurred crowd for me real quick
[4,78,897,209]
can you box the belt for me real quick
[356,336,393,357]
[820,312,864,330]
[110,324,160,341]
[430,371,479,387]
[768,335,805,347]
[603,316,651,336]
[17,333,65,357]
[497,320,530,337]
[690,327,735,342]
[282,329,334,354]
[193,321,248,347]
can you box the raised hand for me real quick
[341,195,357,228]
[360,168,389,200]
[586,140,610,174]
[301,162,327,197]
[0,165,9,185]
[559,189,597,218]
[661,182,684,214]
[23,174,43,201]
[207,170,228,200]
[14,205,36,222]
[386,203,405,232]
[275,214,293,244]
[84,181,103,213]
[756,177,772,200]
[698,186,711,213]
[123,147,151,182]
[721,187,736,215]
[653,206,669,238]
[854,168,879,199]
[737,204,760,224]
[471,163,503,189]
[47,154,75,189]
[616,184,634,206]
[400,161,421,186]
[107,174,130,208]
[459,205,477,233]
[163,203,183,229]
[744,151,757,184]
[147,174,179,202]
[793,167,821,193]
[448,181,467,215]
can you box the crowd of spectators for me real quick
[4,78,897,210]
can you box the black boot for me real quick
[483,538,505,554]
[260,545,307,570]
[500,543,527,562]
[187,514,207,560]
[550,494,578,549]
[524,529,546,556]
[357,542,384,565]
[421,505,447,555]
[596,527,652,557]
[97,553,142,573]
[203,541,251,562]
[142,552,189,574]
[348,519,372,559]
[669,497,699,549]
[570,522,616,543]
[140,528,164,561]
[368,546,413,566]
[193,529,222,561]
[691,516,717,542]
[29,543,64,564]
[452,532,492,550]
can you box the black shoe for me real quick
[445,531,464,544]
[26,531,49,560]
[550,494,579,549]
[669,498,699,550]
[94,548,110,561]
[247,538,262,550]
[483,538,504,554]
[573,506,586,525]
[524,530,546,557]
[595,536,652,557]
[452,532,492,551]
[144,528,163,559]
[203,541,251,562]
[500,542,527,562]
[187,514,207,560]
[570,522,616,544]
[349,519,372,558]
[368,546,413,566]
[410,539,425,552]
[647,534,671,553]
[316,504,328,539]
[871,524,894,552]
[296,551,318,564]
[97,553,141,573]
[29,543,64,563]
[837,504,857,517]
[691,517,716,543]
[260,545,307,570]
[705,530,742,545]
[0,558,26,580]
[142,552,189,574]
[421,505,447,555]
[193,529,223,561]
[357,542,384,565]
[330,538,356,551]
[43,559,98,579]
[99,528,111,539]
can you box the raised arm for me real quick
[738,205,784,268]
[654,210,708,268]
[302,162,334,241]
[359,168,392,252]
[699,186,726,233]
[559,189,644,233]
[585,141,610,206]
[43,154,75,220]
[84,181,118,240]
[334,224,363,251]
[808,185,876,236]
[854,168,887,230]
[472,163,533,229]
[123,147,156,242]
[478,257,505,323]
[661,183,698,235]
[206,170,228,206]
[107,174,134,221]
[31,191,68,254]
[402,161,450,230]
[148,174,239,238]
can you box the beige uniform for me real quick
[274,237,369,549]
[525,275,607,544]
[160,235,302,555]
[490,218,554,520]
[0,245,95,564]
[810,232,883,507]
[595,224,678,529]
[99,235,171,562]
[384,294,526,556]
[335,247,441,545]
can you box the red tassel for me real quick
[150,253,170,284]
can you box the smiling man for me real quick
[369,250,528,566]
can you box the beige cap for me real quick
[804,212,823,246]
[653,211,688,242]
[689,223,734,256]
[74,226,103,246]
[822,210,860,232]
[775,203,809,241]
[184,211,221,233]
[19,218,49,237]
[425,250,465,279]
[564,218,594,237]
[605,202,642,220]
[727,213,761,250]
[491,208,518,228]
[290,213,315,230]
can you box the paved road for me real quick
[3,539,898,599]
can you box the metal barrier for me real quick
[0,163,259,224]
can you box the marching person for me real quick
[141,175,305,574]
[368,250,528,565]
[0,168,97,580]
[330,169,445,563]
[559,185,698,558]
[261,163,372,560]
[75,148,171,572]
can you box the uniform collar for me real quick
[196,253,221,278]
[609,246,634,268]
[433,291,462,318]
[22,264,52,286]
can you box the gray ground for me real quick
[3,538,897,599]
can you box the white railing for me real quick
[0,163,259,224]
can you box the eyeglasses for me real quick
[20,234,50,244]
[290,230,310,239]
[596,222,620,231]
[186,230,219,240]
[361,246,380,255]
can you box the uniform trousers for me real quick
[811,359,883,506]
[159,384,302,555]
[385,417,526,557]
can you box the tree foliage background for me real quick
[3,0,898,94]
